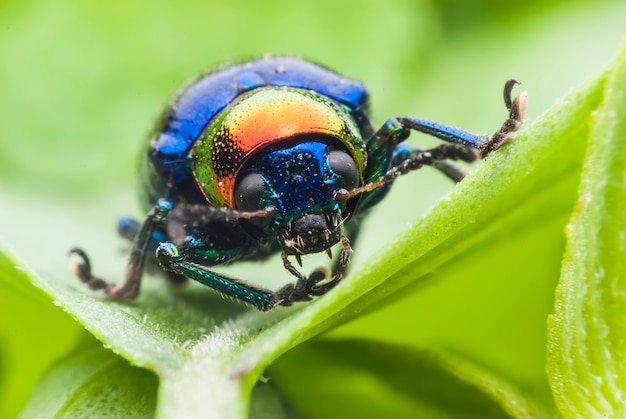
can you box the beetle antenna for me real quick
[167,204,278,243]
[171,204,277,223]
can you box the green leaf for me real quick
[547,36,626,417]
[230,68,605,417]
[7,68,605,418]
[269,338,548,419]
[0,249,84,418]
[2,2,625,417]
[19,341,158,419]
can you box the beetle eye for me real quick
[234,172,268,212]
[328,150,359,191]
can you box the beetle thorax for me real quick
[190,86,365,209]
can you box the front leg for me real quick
[156,232,353,311]
[372,79,525,152]
[156,241,280,311]
[69,199,173,299]
[278,234,353,306]
[364,80,526,178]
[339,79,527,201]
[156,236,350,311]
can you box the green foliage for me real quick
[547,34,626,417]
[1,0,625,417]
[19,341,158,418]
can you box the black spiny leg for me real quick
[69,248,111,292]
[116,215,185,282]
[277,235,352,306]
[69,199,173,300]
[479,78,527,157]
[143,202,349,311]
[394,148,469,183]
[337,79,527,201]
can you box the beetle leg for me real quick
[156,241,280,311]
[391,144,470,183]
[372,79,526,152]
[339,79,527,201]
[276,268,343,306]
[69,199,173,300]
[431,160,468,183]
[278,233,351,305]
[116,215,182,280]
[117,216,141,241]
[156,239,347,311]
[364,79,526,172]
[482,78,527,157]
[69,248,113,292]
[281,251,307,281]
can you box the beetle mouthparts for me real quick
[283,213,341,255]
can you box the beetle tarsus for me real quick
[69,246,143,301]
[68,248,114,293]
[281,251,307,280]
[503,79,521,110]
[277,268,343,306]
[479,80,527,157]
[70,200,172,301]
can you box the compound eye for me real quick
[234,172,268,212]
[328,150,359,191]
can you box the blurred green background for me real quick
[0,0,624,416]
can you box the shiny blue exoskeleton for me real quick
[141,57,373,207]
[71,56,526,311]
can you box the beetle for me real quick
[70,56,526,311]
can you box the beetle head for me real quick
[234,140,359,255]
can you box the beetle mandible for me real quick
[70,56,527,311]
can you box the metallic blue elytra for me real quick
[70,56,526,311]
[143,57,372,207]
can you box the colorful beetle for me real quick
[70,56,526,311]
